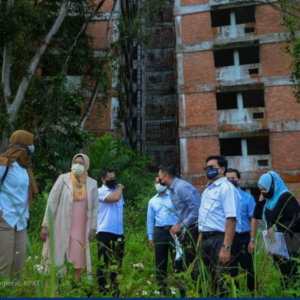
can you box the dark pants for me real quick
[97,232,125,294]
[154,227,177,288]
[182,224,199,272]
[229,232,254,292]
[200,232,229,297]
[273,252,300,289]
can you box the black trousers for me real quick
[182,224,199,271]
[273,252,300,289]
[97,232,125,293]
[200,232,229,297]
[154,227,177,287]
[229,232,254,292]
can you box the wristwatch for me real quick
[250,238,256,243]
[222,244,231,251]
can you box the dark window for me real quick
[246,136,270,155]
[214,49,234,67]
[253,112,264,119]
[257,159,269,166]
[211,9,231,27]
[243,89,265,108]
[249,68,259,75]
[216,92,238,110]
[239,46,260,65]
[235,6,256,24]
[220,138,242,156]
[245,27,255,33]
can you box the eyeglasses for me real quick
[203,166,221,171]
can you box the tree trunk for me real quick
[0,0,70,151]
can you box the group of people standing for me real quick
[149,157,300,297]
[0,130,300,298]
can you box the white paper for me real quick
[262,230,289,259]
[174,234,183,261]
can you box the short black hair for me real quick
[225,168,241,179]
[158,164,177,179]
[206,156,228,173]
[101,168,115,179]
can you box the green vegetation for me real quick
[0,134,299,298]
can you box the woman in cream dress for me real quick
[40,154,98,280]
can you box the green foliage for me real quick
[278,0,300,101]
[87,134,153,202]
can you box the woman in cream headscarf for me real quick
[40,154,98,280]
[0,130,38,280]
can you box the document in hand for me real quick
[174,234,183,261]
[262,230,289,259]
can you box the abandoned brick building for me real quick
[85,0,300,197]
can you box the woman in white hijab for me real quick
[40,154,98,280]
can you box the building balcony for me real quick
[227,154,272,172]
[215,63,262,81]
[218,107,265,124]
[213,23,256,41]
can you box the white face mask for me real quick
[155,183,167,193]
[71,164,85,176]
[28,145,35,155]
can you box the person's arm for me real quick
[147,200,155,251]
[41,175,64,242]
[0,165,7,217]
[248,218,258,253]
[219,186,237,263]
[89,182,98,241]
[103,185,123,203]
[179,187,201,228]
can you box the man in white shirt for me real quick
[97,168,124,296]
[198,156,240,297]
[147,177,181,293]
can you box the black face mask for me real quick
[106,179,116,189]
[261,176,275,199]
[159,178,166,186]
[228,180,238,188]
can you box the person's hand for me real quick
[89,229,96,241]
[267,226,276,242]
[117,183,124,189]
[0,211,3,218]
[40,227,49,242]
[170,225,181,239]
[259,194,265,202]
[219,247,231,264]
[148,240,154,251]
[248,240,255,254]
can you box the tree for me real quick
[0,0,111,152]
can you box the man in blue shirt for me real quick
[97,168,124,296]
[225,168,256,294]
[198,156,240,297]
[158,165,201,286]
[147,177,181,294]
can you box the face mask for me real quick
[106,179,116,189]
[27,145,35,156]
[262,184,274,199]
[228,180,238,188]
[206,168,219,180]
[71,164,85,176]
[155,183,166,193]
[158,178,166,186]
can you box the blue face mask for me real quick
[206,168,219,180]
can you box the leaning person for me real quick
[40,154,98,280]
[0,130,38,280]
[254,171,300,289]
